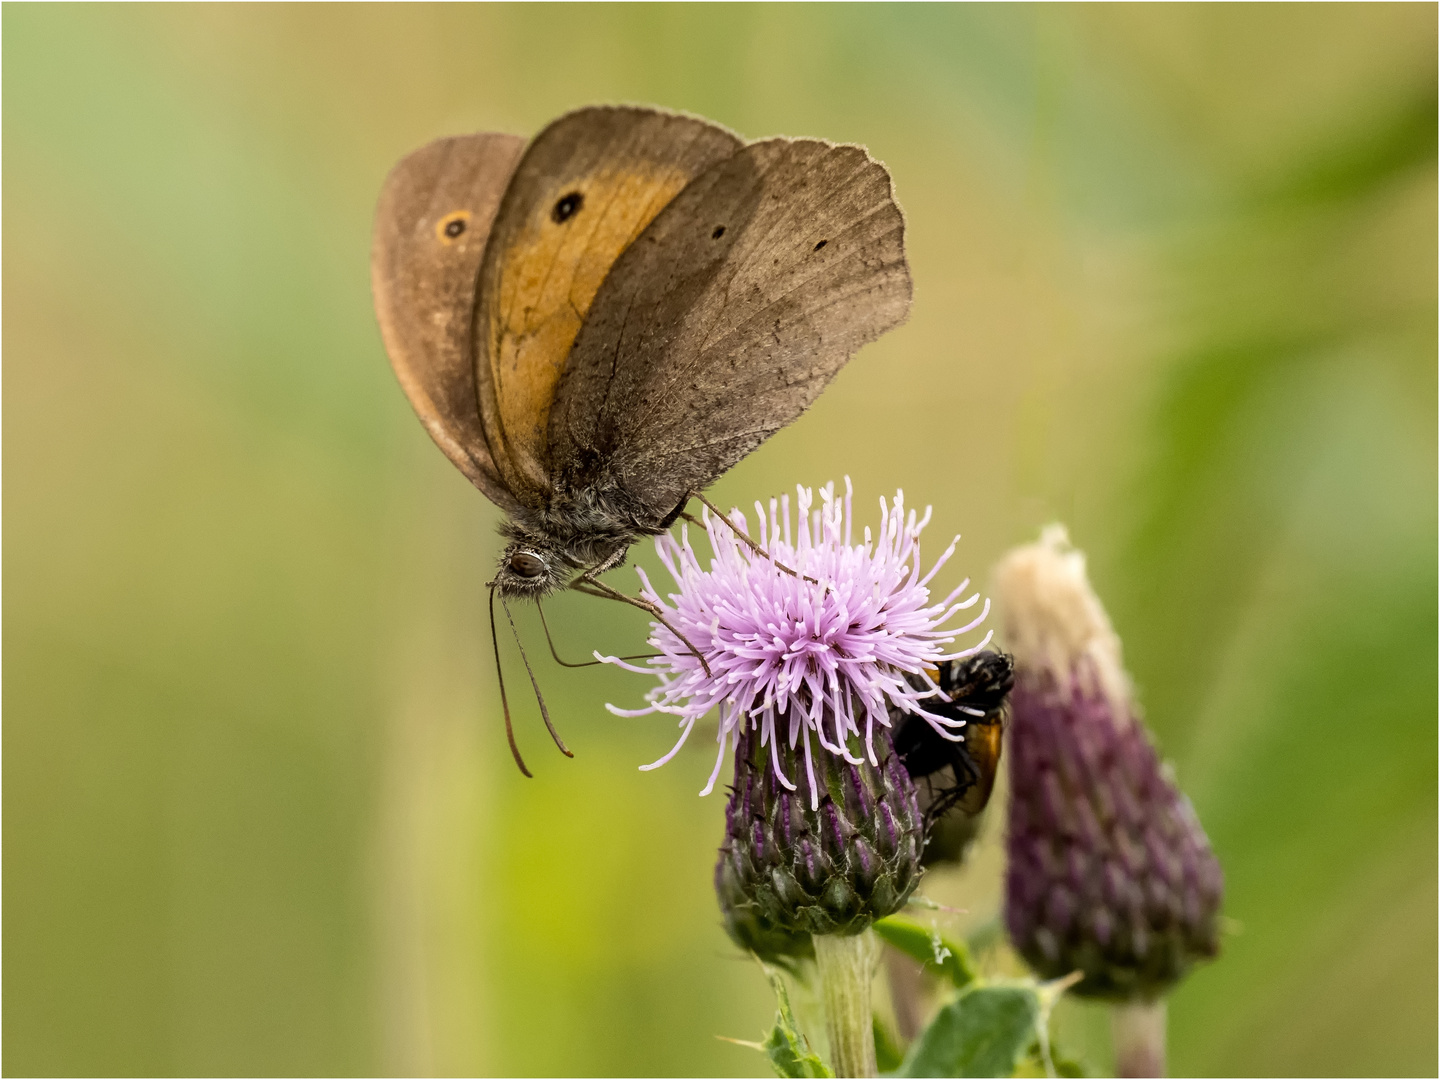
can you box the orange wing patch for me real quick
[485,163,696,491]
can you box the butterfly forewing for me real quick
[472,106,743,507]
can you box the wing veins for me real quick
[636,209,903,420]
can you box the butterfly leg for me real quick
[535,599,657,668]
[575,573,714,678]
[689,492,820,585]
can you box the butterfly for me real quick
[893,651,1014,866]
[371,106,912,773]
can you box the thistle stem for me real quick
[814,930,879,1078]
[1112,998,1166,1078]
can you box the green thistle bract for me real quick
[716,721,924,958]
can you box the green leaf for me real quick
[873,915,979,989]
[1014,1042,1089,1078]
[964,917,1005,959]
[761,970,833,1079]
[873,1014,905,1074]
[898,985,1041,1078]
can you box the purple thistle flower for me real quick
[599,479,993,808]
[995,526,1223,1002]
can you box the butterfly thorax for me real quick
[491,486,661,599]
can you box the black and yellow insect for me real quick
[893,651,1014,865]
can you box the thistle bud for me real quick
[995,527,1223,1001]
[715,719,924,959]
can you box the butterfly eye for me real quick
[552,191,583,223]
[509,552,546,578]
[436,211,471,244]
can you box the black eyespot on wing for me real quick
[712,225,726,239]
[813,239,828,251]
[552,191,584,223]
[444,218,466,238]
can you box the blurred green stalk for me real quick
[814,930,880,1077]
[1112,999,1167,1078]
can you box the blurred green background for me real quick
[5,4,1434,1076]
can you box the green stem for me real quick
[813,930,879,1078]
[1112,998,1166,1078]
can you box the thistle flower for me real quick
[600,479,992,808]
[604,481,993,1080]
[995,526,1223,1005]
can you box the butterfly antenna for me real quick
[536,599,658,667]
[489,586,532,778]
[689,492,819,585]
[500,596,573,758]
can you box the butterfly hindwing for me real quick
[549,137,912,522]
[371,132,526,511]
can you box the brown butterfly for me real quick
[371,106,912,773]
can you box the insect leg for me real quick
[578,574,714,678]
[498,597,574,759]
[690,492,819,584]
[536,599,657,668]
[489,587,532,778]
[568,581,613,601]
